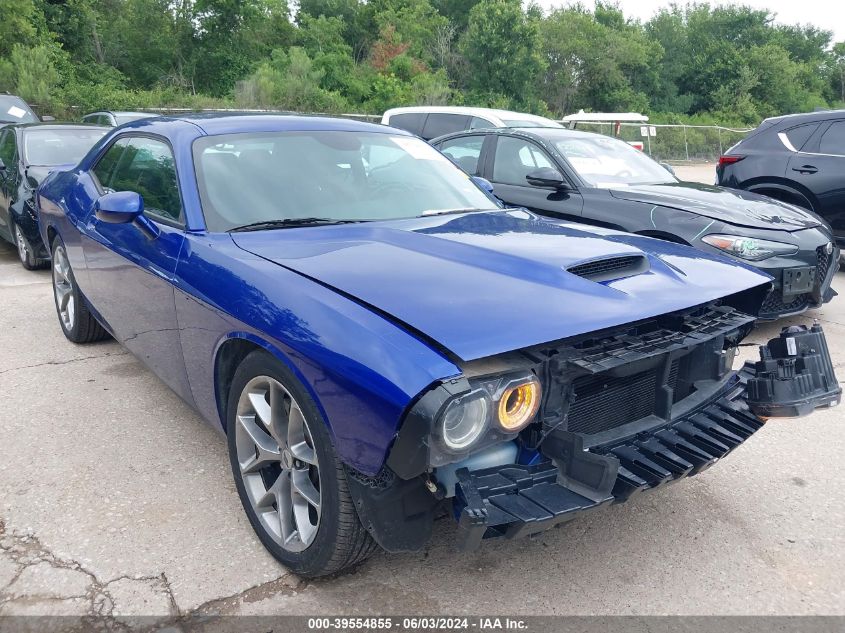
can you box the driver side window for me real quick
[492,136,555,186]
[93,137,183,224]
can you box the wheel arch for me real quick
[743,179,817,211]
[213,332,334,441]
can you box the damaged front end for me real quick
[347,298,840,554]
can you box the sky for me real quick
[532,0,845,44]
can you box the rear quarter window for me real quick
[421,114,471,140]
[784,123,819,151]
[819,121,845,156]
[386,113,426,136]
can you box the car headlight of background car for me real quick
[430,371,541,465]
[701,234,798,261]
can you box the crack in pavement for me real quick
[0,517,306,625]
[0,350,128,376]
[0,518,178,623]
[187,573,307,617]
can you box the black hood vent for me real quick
[567,255,649,282]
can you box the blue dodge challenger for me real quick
[36,114,840,577]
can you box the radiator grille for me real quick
[817,245,832,284]
[567,256,646,281]
[567,368,658,435]
[760,289,809,317]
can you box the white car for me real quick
[381,106,562,140]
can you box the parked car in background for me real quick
[432,127,839,319]
[82,111,160,126]
[0,94,41,128]
[0,123,107,268]
[716,109,845,252]
[37,114,840,577]
[382,106,562,140]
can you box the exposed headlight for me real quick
[435,371,541,456]
[497,377,541,432]
[701,234,798,261]
[440,390,490,451]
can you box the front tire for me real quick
[227,350,377,578]
[14,221,44,270]
[51,239,109,343]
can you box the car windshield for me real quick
[193,131,496,232]
[501,118,562,128]
[553,135,676,187]
[0,97,38,124]
[24,128,107,165]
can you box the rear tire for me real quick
[51,238,109,344]
[226,350,378,578]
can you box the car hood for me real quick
[609,181,821,230]
[231,210,770,362]
[26,163,73,186]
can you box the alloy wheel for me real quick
[15,225,28,264]
[52,245,75,331]
[234,375,321,552]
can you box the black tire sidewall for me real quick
[226,350,348,577]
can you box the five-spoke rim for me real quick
[15,225,28,263]
[235,376,321,552]
[52,245,75,331]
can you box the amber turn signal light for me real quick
[497,379,541,431]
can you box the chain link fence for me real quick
[564,121,753,164]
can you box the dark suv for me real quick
[716,110,845,250]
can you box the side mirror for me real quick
[94,191,143,224]
[526,167,568,189]
[660,162,676,176]
[471,175,495,195]
[41,115,56,122]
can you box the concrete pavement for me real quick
[0,239,843,620]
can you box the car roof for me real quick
[14,121,111,130]
[84,111,160,117]
[760,109,845,128]
[383,106,558,125]
[432,126,607,144]
[14,122,109,132]
[117,112,406,137]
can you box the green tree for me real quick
[7,44,61,106]
[236,47,347,111]
[833,42,845,104]
[460,0,543,104]
[540,6,659,115]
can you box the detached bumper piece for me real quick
[746,323,841,418]
[455,375,764,551]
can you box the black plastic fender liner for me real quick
[344,465,439,553]
[746,322,841,418]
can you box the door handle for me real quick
[792,165,818,174]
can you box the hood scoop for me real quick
[567,255,649,282]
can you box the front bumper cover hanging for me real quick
[455,323,840,550]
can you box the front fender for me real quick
[176,233,461,474]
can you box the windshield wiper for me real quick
[228,218,365,232]
[420,207,494,217]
